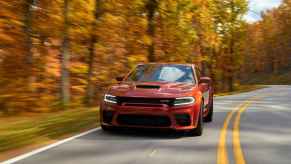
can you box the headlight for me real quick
[104,94,117,104]
[173,97,195,106]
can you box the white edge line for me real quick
[2,127,101,164]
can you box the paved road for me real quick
[11,85,291,164]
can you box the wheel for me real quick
[189,102,204,136]
[204,101,213,122]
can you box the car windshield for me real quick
[126,64,195,83]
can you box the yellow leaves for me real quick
[70,63,88,74]
[127,55,147,67]
[0,0,264,110]
[103,13,123,26]
[72,85,85,93]
[191,55,210,63]
[184,12,193,20]
[200,55,211,62]
[0,33,14,44]
[97,72,109,81]
[143,35,152,45]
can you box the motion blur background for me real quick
[0,0,290,114]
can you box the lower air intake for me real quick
[117,114,171,127]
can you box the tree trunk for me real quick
[227,0,235,92]
[208,47,216,88]
[228,36,234,92]
[199,44,208,76]
[37,36,48,95]
[60,0,70,107]
[146,0,158,62]
[84,38,96,106]
[23,0,35,90]
[84,0,103,106]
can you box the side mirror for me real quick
[116,76,124,82]
[199,77,212,91]
[199,77,212,85]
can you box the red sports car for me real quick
[100,63,213,136]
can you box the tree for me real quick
[192,0,220,77]
[3,0,289,114]
[157,0,197,62]
[241,0,291,79]
[60,0,70,107]
[84,0,104,106]
[213,0,248,91]
[145,0,158,62]
[23,0,36,88]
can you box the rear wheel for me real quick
[189,102,204,136]
[204,102,213,122]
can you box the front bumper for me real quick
[100,102,200,131]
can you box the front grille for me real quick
[117,114,171,127]
[117,97,174,106]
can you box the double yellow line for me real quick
[217,97,261,164]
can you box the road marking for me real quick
[232,102,250,164]
[217,106,239,164]
[232,97,262,164]
[2,128,101,164]
[217,96,263,164]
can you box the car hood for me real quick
[107,81,197,98]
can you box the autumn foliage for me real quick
[242,0,291,78]
[0,0,289,114]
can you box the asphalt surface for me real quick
[12,85,291,164]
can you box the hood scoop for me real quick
[136,85,160,89]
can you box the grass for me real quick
[0,108,99,153]
[215,85,266,96]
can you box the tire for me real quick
[189,102,204,136]
[204,102,213,123]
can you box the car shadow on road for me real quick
[81,128,198,140]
